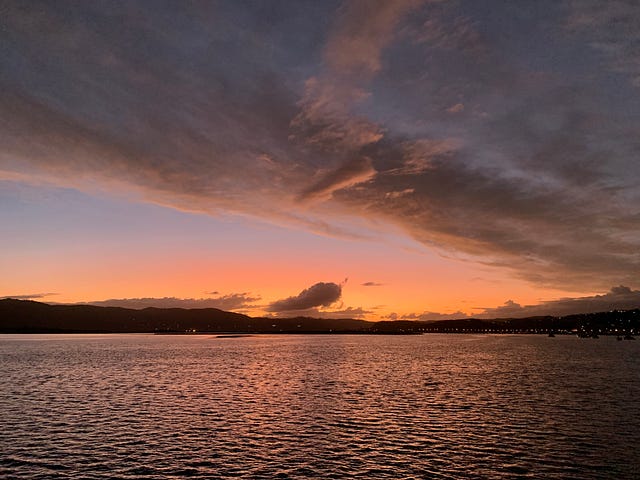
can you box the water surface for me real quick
[1,334,639,479]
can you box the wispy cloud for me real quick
[324,0,425,75]
[1,293,58,300]
[298,156,376,202]
[567,0,640,86]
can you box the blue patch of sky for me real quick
[0,180,404,260]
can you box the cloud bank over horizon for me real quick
[387,286,640,321]
[84,294,260,311]
[476,285,640,319]
[3,285,639,320]
[1,0,640,292]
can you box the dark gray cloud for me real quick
[267,282,342,312]
[1,293,58,300]
[362,281,384,287]
[87,294,260,311]
[1,1,639,291]
[567,0,640,86]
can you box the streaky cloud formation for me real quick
[297,156,376,203]
[1,293,58,300]
[87,294,260,311]
[267,282,342,313]
[361,282,384,287]
[1,0,639,294]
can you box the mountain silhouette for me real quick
[1,299,638,335]
[0,299,371,333]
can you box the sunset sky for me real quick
[2,0,640,319]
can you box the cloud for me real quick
[567,0,640,86]
[265,305,371,319]
[384,311,469,321]
[312,306,371,319]
[385,189,414,199]
[267,282,342,312]
[298,156,376,202]
[324,0,426,75]
[386,139,458,175]
[382,286,640,320]
[86,293,260,311]
[405,5,487,56]
[290,78,383,153]
[1,1,639,293]
[476,286,640,318]
[289,1,423,170]
[361,281,384,287]
[1,293,58,300]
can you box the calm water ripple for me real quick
[1,334,639,478]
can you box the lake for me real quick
[1,334,639,479]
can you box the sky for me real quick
[1,0,639,320]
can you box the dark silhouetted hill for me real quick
[0,299,372,333]
[0,299,638,334]
[0,299,253,333]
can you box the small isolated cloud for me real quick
[385,188,414,199]
[476,285,640,318]
[361,281,384,287]
[1,292,58,300]
[87,293,260,311]
[267,282,342,312]
[446,103,464,114]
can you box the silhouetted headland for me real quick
[0,299,638,336]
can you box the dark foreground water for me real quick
[1,334,639,479]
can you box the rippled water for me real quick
[1,334,639,479]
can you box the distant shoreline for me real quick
[1,298,638,337]
[0,331,635,338]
